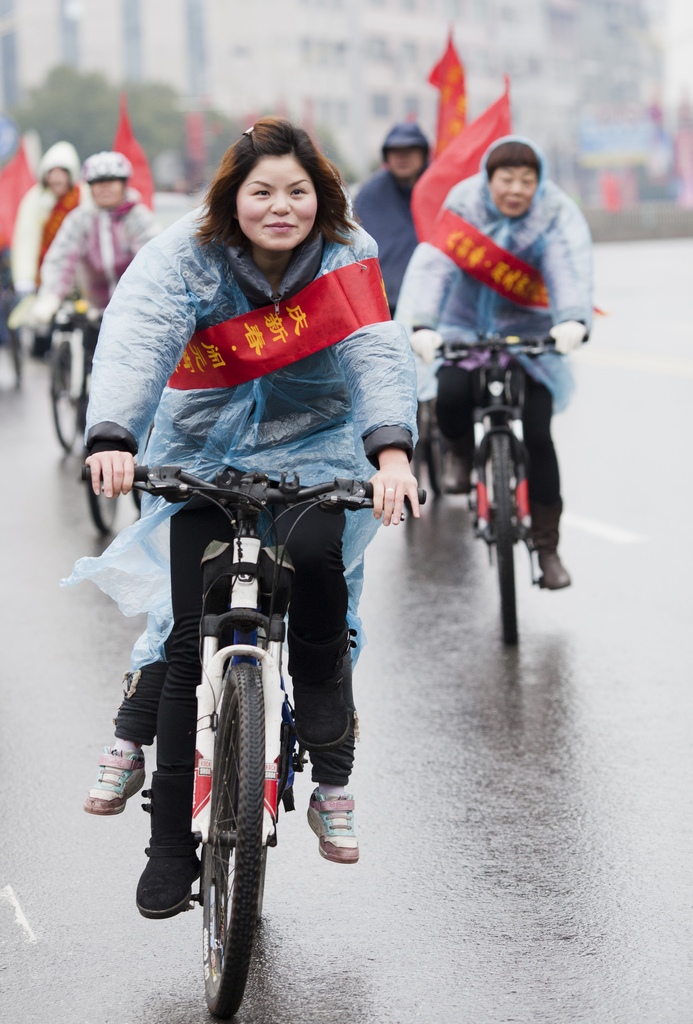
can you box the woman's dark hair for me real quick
[197,116,355,247]
[486,141,540,179]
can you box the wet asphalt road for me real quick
[1,239,692,1024]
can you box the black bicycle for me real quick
[105,464,425,1019]
[442,335,553,644]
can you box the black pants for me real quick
[436,365,561,506]
[147,500,354,785]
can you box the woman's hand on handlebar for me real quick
[370,447,420,526]
[85,451,136,498]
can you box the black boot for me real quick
[309,650,357,784]
[530,500,571,590]
[136,771,200,920]
[442,432,474,494]
[288,629,353,753]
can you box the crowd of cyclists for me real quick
[1,115,593,921]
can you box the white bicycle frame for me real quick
[191,534,287,848]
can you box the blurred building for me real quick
[0,0,665,195]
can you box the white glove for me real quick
[549,320,587,354]
[410,328,443,365]
[30,292,61,331]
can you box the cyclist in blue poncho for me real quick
[74,118,419,918]
[396,136,593,589]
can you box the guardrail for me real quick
[583,203,693,243]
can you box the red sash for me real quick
[430,208,549,309]
[37,185,81,279]
[168,257,390,390]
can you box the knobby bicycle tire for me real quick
[491,432,518,644]
[255,846,268,922]
[203,662,265,1019]
[50,339,79,452]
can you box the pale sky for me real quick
[664,0,693,108]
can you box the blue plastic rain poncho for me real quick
[395,136,593,411]
[64,212,418,668]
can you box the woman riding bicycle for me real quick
[31,150,159,333]
[396,136,593,589]
[76,118,419,919]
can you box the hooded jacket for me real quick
[65,213,418,667]
[353,122,429,312]
[11,141,88,291]
[395,136,593,410]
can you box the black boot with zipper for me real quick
[136,771,200,920]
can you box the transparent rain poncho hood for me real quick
[396,136,594,411]
[64,212,418,668]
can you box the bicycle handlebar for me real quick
[82,464,427,511]
[54,299,102,327]
[443,334,555,357]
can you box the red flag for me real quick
[411,79,512,243]
[113,93,155,209]
[0,139,37,243]
[428,32,467,158]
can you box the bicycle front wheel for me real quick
[203,662,265,1019]
[50,339,79,452]
[9,328,22,388]
[86,485,120,535]
[491,432,518,645]
[414,399,445,497]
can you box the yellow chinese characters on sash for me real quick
[168,257,391,390]
[430,208,550,309]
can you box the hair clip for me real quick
[243,126,255,136]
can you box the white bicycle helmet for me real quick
[82,151,133,183]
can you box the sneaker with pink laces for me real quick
[307,789,359,864]
[83,747,146,816]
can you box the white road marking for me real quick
[562,512,647,545]
[0,884,38,943]
[577,348,693,379]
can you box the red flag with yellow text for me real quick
[0,139,36,244]
[429,32,467,158]
[411,79,512,243]
[113,94,155,209]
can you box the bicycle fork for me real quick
[192,641,284,847]
[191,535,285,848]
[472,415,531,541]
